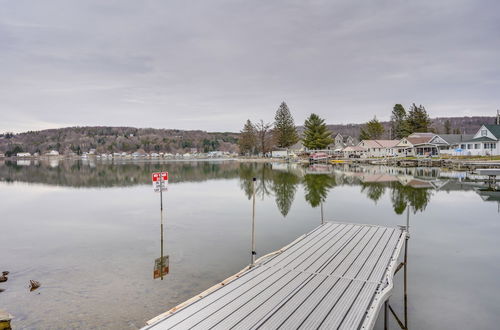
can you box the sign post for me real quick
[152,171,169,279]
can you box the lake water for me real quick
[1,159,499,329]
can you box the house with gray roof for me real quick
[458,124,500,156]
[429,134,474,155]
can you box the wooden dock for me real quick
[143,222,407,330]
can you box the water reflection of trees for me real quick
[302,174,336,208]
[1,160,438,216]
[238,163,300,217]
[360,183,386,204]
[389,183,432,214]
[0,160,241,187]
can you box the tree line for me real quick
[359,103,465,140]
[239,102,334,155]
[239,101,448,154]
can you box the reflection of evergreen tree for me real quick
[272,171,300,217]
[303,174,336,207]
[389,182,432,214]
[391,186,407,214]
[361,183,386,203]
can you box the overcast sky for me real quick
[0,0,499,133]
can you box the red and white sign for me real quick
[152,172,168,192]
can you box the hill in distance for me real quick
[0,116,495,155]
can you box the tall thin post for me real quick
[384,300,388,330]
[406,205,410,235]
[404,237,408,329]
[251,177,257,267]
[320,202,324,225]
[160,172,164,280]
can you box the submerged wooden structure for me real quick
[144,222,408,330]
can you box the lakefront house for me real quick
[457,124,500,156]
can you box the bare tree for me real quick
[254,120,273,155]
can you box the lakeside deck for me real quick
[143,222,407,330]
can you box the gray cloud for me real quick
[0,0,499,132]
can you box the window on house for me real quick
[481,129,487,137]
[467,144,472,149]
[475,144,480,149]
[484,143,496,149]
[461,144,466,149]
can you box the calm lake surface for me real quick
[1,159,499,329]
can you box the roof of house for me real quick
[375,140,400,148]
[408,132,435,137]
[466,136,497,142]
[484,125,500,139]
[436,134,474,144]
[359,140,400,148]
[406,136,434,145]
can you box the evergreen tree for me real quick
[359,116,384,140]
[407,103,432,133]
[390,104,411,139]
[302,114,333,149]
[444,120,451,134]
[273,101,299,148]
[238,119,256,155]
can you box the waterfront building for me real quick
[459,124,500,156]
[429,134,474,155]
[356,140,400,158]
[395,133,437,157]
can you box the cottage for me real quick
[356,140,400,158]
[459,125,500,156]
[395,133,437,157]
[341,146,366,158]
[329,134,358,152]
[429,134,473,155]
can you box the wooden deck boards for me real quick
[144,222,406,330]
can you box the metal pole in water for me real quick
[160,172,164,280]
[251,177,257,267]
[406,205,410,235]
[320,202,324,225]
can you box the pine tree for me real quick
[359,117,384,140]
[302,114,333,149]
[238,119,256,155]
[390,104,411,139]
[407,103,432,133]
[273,101,299,148]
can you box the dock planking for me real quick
[144,222,407,330]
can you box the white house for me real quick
[458,125,500,156]
[429,134,473,155]
[341,146,366,158]
[356,140,400,158]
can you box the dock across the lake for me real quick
[144,222,408,330]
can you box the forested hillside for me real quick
[0,127,239,155]
[0,116,495,155]
[324,116,496,139]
